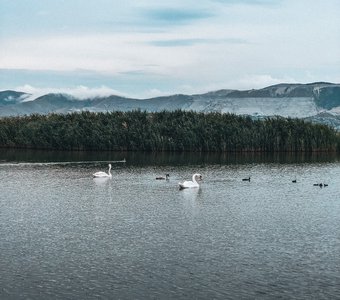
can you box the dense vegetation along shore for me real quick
[0,110,339,152]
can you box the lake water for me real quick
[1,150,340,299]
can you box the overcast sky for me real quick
[1,0,339,98]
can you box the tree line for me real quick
[0,110,339,152]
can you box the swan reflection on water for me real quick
[93,176,111,185]
[181,186,201,199]
[181,188,203,214]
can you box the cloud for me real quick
[143,8,214,25]
[225,74,298,90]
[148,38,248,47]
[1,0,339,97]
[149,38,207,47]
[0,32,204,77]
[16,85,125,101]
[211,0,281,5]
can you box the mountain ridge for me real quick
[1,82,340,129]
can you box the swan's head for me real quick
[108,164,112,167]
[195,174,203,180]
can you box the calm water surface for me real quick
[1,150,340,299]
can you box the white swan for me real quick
[179,173,202,189]
[93,164,112,178]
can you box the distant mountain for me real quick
[0,90,30,106]
[1,83,340,129]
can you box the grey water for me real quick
[1,150,340,299]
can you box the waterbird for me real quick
[179,174,202,190]
[292,179,297,183]
[93,164,112,178]
[242,177,251,182]
[156,174,170,180]
[314,183,326,188]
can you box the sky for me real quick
[0,0,340,99]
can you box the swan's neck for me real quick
[192,174,198,184]
[108,166,111,175]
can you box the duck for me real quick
[314,183,325,188]
[242,177,250,182]
[179,173,202,190]
[156,174,170,180]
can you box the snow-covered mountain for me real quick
[1,82,340,128]
[189,82,340,118]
